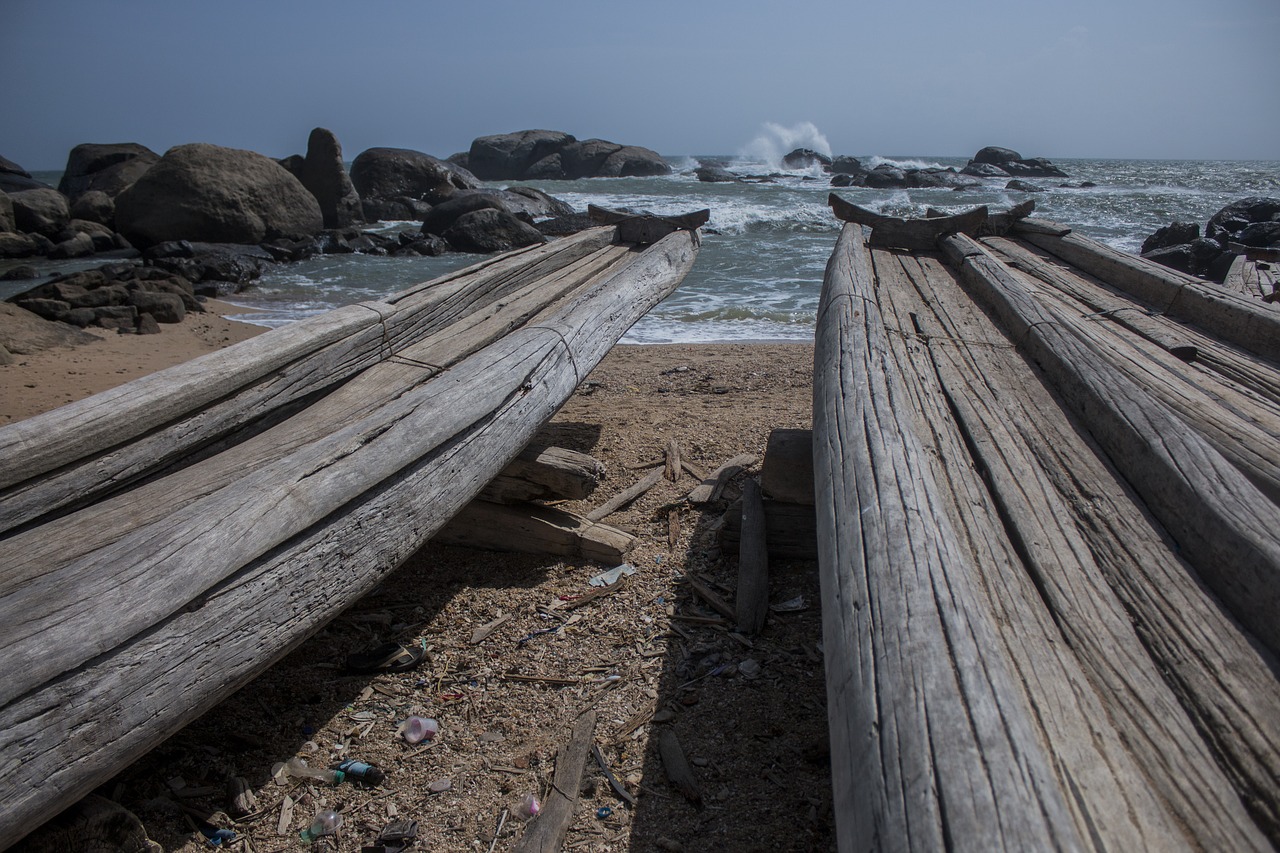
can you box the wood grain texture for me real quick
[812,222,1080,852]
[0,228,699,850]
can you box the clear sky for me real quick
[3,0,1277,170]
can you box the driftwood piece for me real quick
[664,437,682,482]
[436,500,634,564]
[684,575,735,621]
[657,730,702,807]
[686,453,756,504]
[1012,217,1072,236]
[828,194,988,250]
[814,222,1081,851]
[942,232,1280,658]
[588,204,710,245]
[591,744,636,806]
[759,428,814,505]
[0,229,699,850]
[478,445,605,504]
[735,478,769,635]
[586,466,664,521]
[512,711,597,853]
[1022,228,1280,363]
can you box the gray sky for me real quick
[3,0,1277,170]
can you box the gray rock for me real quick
[595,145,670,178]
[48,232,96,259]
[696,165,739,183]
[961,162,1010,178]
[58,143,158,200]
[128,290,185,323]
[350,147,479,207]
[830,156,865,176]
[973,146,1022,165]
[1006,179,1046,193]
[781,148,832,169]
[1141,243,1193,274]
[10,188,71,237]
[0,232,40,258]
[467,130,577,180]
[299,127,363,228]
[136,313,161,334]
[1141,222,1199,255]
[0,192,13,232]
[443,208,546,253]
[498,186,573,219]
[422,193,509,236]
[467,131,670,180]
[115,143,324,247]
[863,164,907,188]
[1003,158,1069,178]
[0,302,98,353]
[70,190,115,227]
[0,154,51,193]
[1239,221,1280,247]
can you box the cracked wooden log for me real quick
[513,712,598,853]
[477,445,605,504]
[435,500,634,564]
[814,222,1081,852]
[0,225,700,850]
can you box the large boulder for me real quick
[966,147,1068,178]
[442,209,546,253]
[0,302,98,354]
[69,190,115,227]
[467,130,577,181]
[781,148,832,170]
[0,193,13,232]
[115,143,324,247]
[465,131,671,180]
[1141,222,1199,255]
[1205,197,1280,245]
[298,128,362,228]
[696,165,739,183]
[9,188,71,237]
[421,192,509,236]
[349,147,479,214]
[0,154,51,193]
[57,143,159,200]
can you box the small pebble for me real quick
[428,778,451,793]
[652,709,676,724]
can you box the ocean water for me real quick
[13,153,1279,343]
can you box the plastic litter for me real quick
[589,563,636,587]
[400,716,439,745]
[333,758,384,785]
[285,756,344,785]
[201,827,236,847]
[513,793,541,820]
[299,808,343,843]
[596,806,613,819]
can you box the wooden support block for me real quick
[436,500,634,564]
[760,429,814,505]
[720,499,818,561]
[513,711,597,853]
[478,445,605,504]
[664,437,682,482]
[736,478,769,634]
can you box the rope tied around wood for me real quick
[354,302,446,374]
[525,325,582,389]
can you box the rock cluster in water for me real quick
[696,145,1075,194]
[1140,197,1280,281]
[0,127,666,341]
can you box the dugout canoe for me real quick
[814,199,1280,852]
[0,218,702,849]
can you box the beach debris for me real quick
[586,466,664,521]
[226,776,258,818]
[589,563,636,587]
[738,658,762,680]
[333,758,385,785]
[470,611,512,644]
[513,794,541,820]
[284,756,343,785]
[683,574,735,621]
[343,641,425,674]
[299,808,343,843]
[687,453,757,505]
[664,437,682,482]
[399,716,439,745]
[658,730,703,807]
[200,826,237,847]
[771,594,807,613]
[371,818,420,852]
[428,778,452,793]
[592,743,637,806]
[596,806,613,819]
[276,795,294,836]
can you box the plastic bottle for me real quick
[513,793,541,820]
[401,716,439,745]
[333,759,385,785]
[285,756,345,785]
[299,809,343,843]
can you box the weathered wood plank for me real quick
[477,445,604,504]
[0,229,700,849]
[434,500,633,564]
[828,193,987,250]
[735,478,769,634]
[585,466,664,522]
[1022,228,1280,363]
[942,233,1280,659]
[686,453,756,504]
[884,247,1276,849]
[813,222,1080,852]
[759,428,814,505]
[718,498,817,561]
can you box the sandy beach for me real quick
[3,306,832,852]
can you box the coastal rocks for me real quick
[349,147,479,221]
[70,190,115,227]
[1006,179,1047,192]
[0,301,99,354]
[0,193,14,232]
[0,154,51,193]
[462,130,671,180]
[695,165,739,183]
[962,146,1069,179]
[782,148,832,170]
[296,128,363,229]
[442,209,546,253]
[421,193,508,236]
[57,143,159,200]
[839,164,977,190]
[115,143,324,247]
[9,188,70,237]
[1140,196,1280,281]
[6,264,203,332]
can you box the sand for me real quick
[3,307,832,852]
